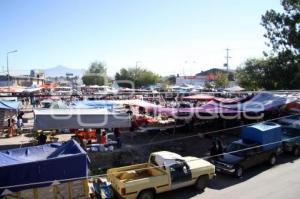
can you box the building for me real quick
[175,68,237,87]
[196,68,235,81]
[0,75,45,87]
[175,75,207,86]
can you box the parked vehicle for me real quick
[214,122,282,178]
[106,151,215,199]
[277,115,300,156]
[282,126,300,156]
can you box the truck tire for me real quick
[194,175,209,191]
[234,166,243,178]
[269,154,277,166]
[293,147,300,156]
[137,190,155,199]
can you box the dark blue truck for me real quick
[214,122,282,177]
[277,116,300,156]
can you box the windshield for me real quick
[227,143,247,156]
[283,131,299,137]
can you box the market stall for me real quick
[34,108,131,130]
[0,140,90,198]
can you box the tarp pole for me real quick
[68,182,73,199]
[16,192,20,199]
[82,179,89,197]
[53,185,58,199]
[33,188,38,199]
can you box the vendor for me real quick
[96,128,101,143]
[100,130,108,145]
[113,128,121,148]
[7,117,17,137]
[37,132,47,145]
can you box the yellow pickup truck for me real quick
[107,151,215,199]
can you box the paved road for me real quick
[158,155,300,199]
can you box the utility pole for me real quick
[6,50,18,89]
[224,48,231,72]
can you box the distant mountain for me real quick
[43,65,85,77]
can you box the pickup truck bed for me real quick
[107,163,170,199]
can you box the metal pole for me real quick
[7,53,9,88]
[225,48,231,72]
[6,50,18,90]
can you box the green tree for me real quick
[236,58,267,90]
[261,0,300,89]
[165,75,176,85]
[115,67,160,88]
[261,0,300,54]
[237,0,300,90]
[82,61,107,86]
[214,72,229,88]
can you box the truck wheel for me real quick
[234,166,243,178]
[269,154,277,166]
[194,175,208,191]
[138,190,155,199]
[293,147,300,156]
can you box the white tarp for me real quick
[34,108,131,130]
[225,85,245,92]
[153,151,184,167]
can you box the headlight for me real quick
[225,164,234,169]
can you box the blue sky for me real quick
[0,0,282,76]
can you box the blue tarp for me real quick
[0,140,89,193]
[71,100,117,109]
[241,122,282,150]
[0,101,21,110]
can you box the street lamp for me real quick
[6,50,18,88]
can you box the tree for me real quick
[261,0,300,55]
[214,72,229,88]
[236,58,268,90]
[204,81,213,89]
[237,0,300,90]
[165,75,176,85]
[115,67,160,88]
[82,61,107,86]
[237,55,300,90]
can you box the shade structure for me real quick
[0,101,21,110]
[34,108,131,130]
[0,140,89,193]
[224,85,245,92]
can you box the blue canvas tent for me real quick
[0,101,21,110]
[71,100,117,109]
[0,140,90,194]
